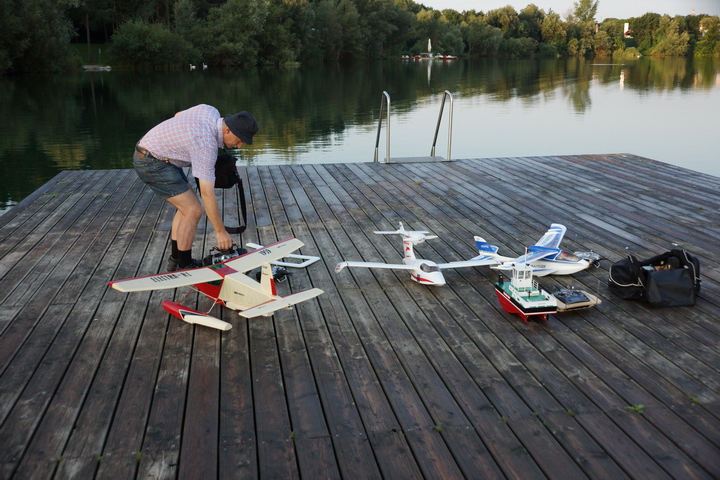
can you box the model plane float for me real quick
[335,223,500,286]
[109,238,323,331]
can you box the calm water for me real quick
[1,57,718,213]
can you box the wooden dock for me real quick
[0,154,718,479]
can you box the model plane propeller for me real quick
[335,222,498,286]
[109,238,323,331]
[474,223,599,276]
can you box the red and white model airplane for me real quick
[335,223,498,286]
[109,238,323,331]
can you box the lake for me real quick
[1,56,718,213]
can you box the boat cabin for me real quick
[510,264,540,296]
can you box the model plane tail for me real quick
[474,236,500,255]
[260,262,277,296]
[238,288,324,318]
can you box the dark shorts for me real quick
[133,150,190,199]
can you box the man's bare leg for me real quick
[167,188,203,251]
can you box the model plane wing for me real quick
[437,257,500,269]
[224,238,305,272]
[335,261,418,272]
[534,224,566,249]
[238,288,324,318]
[109,268,223,293]
[508,247,558,266]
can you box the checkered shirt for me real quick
[139,104,224,183]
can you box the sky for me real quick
[420,0,720,21]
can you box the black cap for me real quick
[224,111,258,145]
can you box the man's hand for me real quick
[198,178,234,250]
[216,229,233,251]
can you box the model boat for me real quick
[494,264,557,322]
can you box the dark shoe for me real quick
[176,258,203,271]
[166,256,178,272]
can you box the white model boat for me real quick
[494,264,557,322]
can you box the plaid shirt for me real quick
[139,104,224,183]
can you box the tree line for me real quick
[1,0,718,74]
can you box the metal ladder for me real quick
[373,90,454,163]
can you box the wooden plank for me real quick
[0,172,145,417]
[293,164,426,478]
[8,176,163,479]
[218,316,257,480]
[250,316,299,479]
[262,166,342,479]
[178,327,221,479]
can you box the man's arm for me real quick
[198,179,233,250]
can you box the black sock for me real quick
[171,240,180,259]
[178,249,193,267]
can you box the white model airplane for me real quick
[109,238,323,331]
[474,223,598,276]
[335,223,498,286]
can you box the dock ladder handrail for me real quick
[374,90,454,163]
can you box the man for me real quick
[133,104,258,271]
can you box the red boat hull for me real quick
[494,285,556,322]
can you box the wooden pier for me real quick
[0,154,718,479]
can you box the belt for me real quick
[135,145,170,163]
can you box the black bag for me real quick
[608,249,701,307]
[194,152,248,235]
[213,153,241,189]
[608,255,645,300]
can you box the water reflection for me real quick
[0,57,718,211]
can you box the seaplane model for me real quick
[475,224,598,276]
[109,238,323,331]
[335,223,498,286]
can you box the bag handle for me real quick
[225,178,247,235]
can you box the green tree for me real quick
[593,29,612,56]
[650,15,690,56]
[541,11,567,48]
[599,18,626,53]
[437,20,464,54]
[486,6,519,38]
[353,0,410,58]
[109,20,199,68]
[499,37,538,57]
[630,13,661,54]
[571,0,598,23]
[197,0,268,66]
[0,0,77,74]
[312,0,362,61]
[465,19,503,56]
[518,4,544,42]
[174,0,199,40]
[695,16,720,55]
[566,0,596,57]
[256,0,301,64]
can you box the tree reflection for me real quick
[0,57,717,211]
